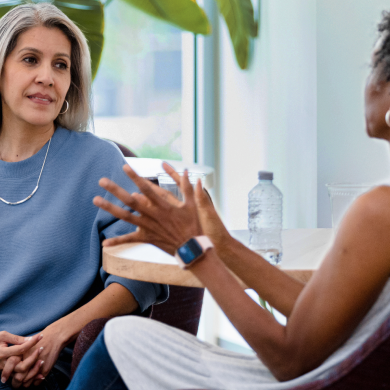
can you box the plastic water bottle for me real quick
[248,171,283,265]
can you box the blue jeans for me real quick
[66,330,127,390]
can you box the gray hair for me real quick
[0,2,92,132]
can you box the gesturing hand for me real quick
[93,163,203,255]
[0,332,43,386]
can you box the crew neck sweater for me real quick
[0,127,167,336]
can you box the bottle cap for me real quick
[258,171,273,180]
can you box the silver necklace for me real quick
[0,137,52,205]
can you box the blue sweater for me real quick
[0,127,168,336]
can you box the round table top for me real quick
[103,242,205,287]
[102,229,333,287]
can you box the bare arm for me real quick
[194,186,304,317]
[94,166,390,381]
[195,186,390,379]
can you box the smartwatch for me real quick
[175,236,213,269]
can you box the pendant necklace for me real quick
[0,137,52,205]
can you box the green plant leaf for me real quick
[118,0,211,35]
[0,0,104,79]
[214,0,257,69]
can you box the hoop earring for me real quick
[59,100,69,115]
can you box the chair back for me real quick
[150,285,204,336]
[112,141,137,157]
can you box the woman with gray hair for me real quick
[0,3,167,389]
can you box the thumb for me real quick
[195,181,212,209]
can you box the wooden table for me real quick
[103,228,333,287]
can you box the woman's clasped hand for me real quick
[0,332,44,387]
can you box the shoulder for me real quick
[353,185,390,222]
[67,129,122,155]
[336,185,390,259]
[60,128,124,164]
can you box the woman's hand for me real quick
[12,322,67,388]
[93,163,203,255]
[0,332,43,385]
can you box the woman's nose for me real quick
[35,63,54,87]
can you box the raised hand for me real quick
[93,163,203,255]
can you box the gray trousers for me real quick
[104,317,279,390]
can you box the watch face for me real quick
[178,238,203,265]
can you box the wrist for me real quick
[175,235,213,269]
[214,234,236,259]
[47,317,76,347]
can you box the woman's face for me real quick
[0,26,71,130]
[364,39,390,141]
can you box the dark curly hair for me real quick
[375,11,390,81]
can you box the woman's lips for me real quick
[28,94,53,105]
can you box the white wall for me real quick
[317,0,390,227]
[217,0,317,230]
[216,0,390,230]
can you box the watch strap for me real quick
[175,235,213,269]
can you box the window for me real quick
[92,1,195,161]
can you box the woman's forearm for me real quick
[190,249,298,380]
[215,237,304,317]
[53,283,138,346]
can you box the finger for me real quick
[1,356,21,384]
[133,190,180,209]
[195,182,213,208]
[23,360,44,383]
[23,378,34,388]
[1,334,42,358]
[128,192,164,217]
[93,196,141,225]
[102,231,141,247]
[12,371,25,388]
[32,376,45,387]
[180,170,196,206]
[0,332,41,348]
[162,162,181,186]
[123,165,165,205]
[14,348,42,373]
[94,196,158,235]
[98,178,136,207]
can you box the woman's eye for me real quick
[55,62,68,70]
[23,57,37,65]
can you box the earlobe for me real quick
[385,110,390,127]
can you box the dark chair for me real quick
[112,141,137,158]
[150,285,204,336]
[70,287,204,377]
[70,141,205,377]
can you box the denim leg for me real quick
[66,329,127,390]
